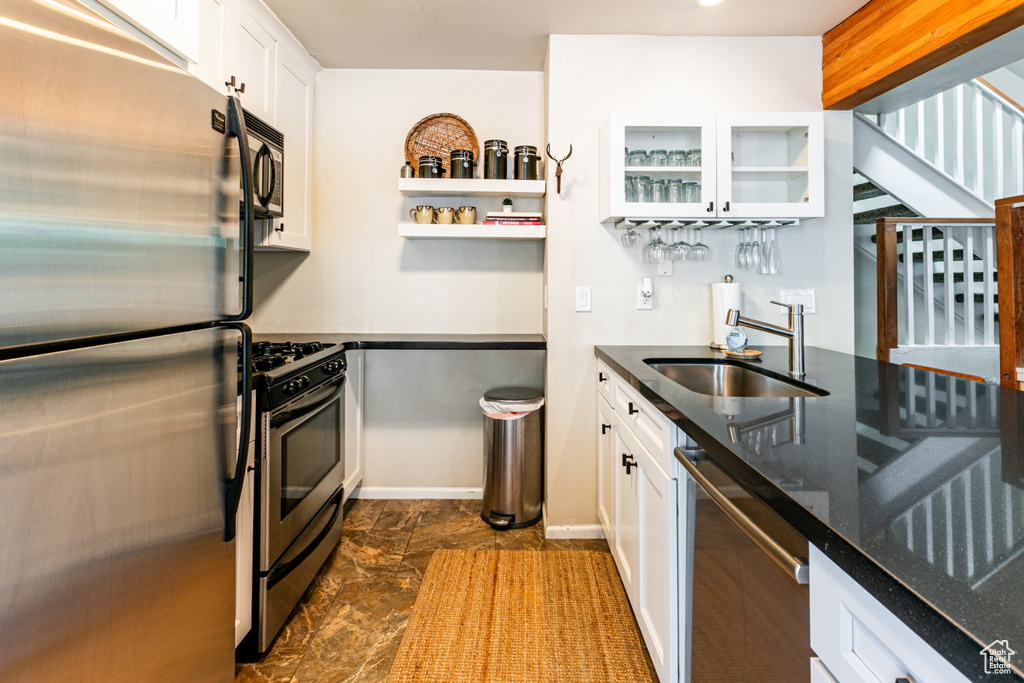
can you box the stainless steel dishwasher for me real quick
[676,447,813,682]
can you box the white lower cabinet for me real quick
[597,395,615,546]
[809,545,969,683]
[599,369,679,683]
[343,348,364,504]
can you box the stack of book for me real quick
[482,211,543,226]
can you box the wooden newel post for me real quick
[995,195,1024,389]
[876,218,899,363]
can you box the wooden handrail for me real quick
[996,195,1024,389]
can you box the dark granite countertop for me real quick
[253,333,546,350]
[595,344,1024,682]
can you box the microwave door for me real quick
[0,0,250,351]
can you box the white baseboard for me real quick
[544,524,605,540]
[351,486,483,500]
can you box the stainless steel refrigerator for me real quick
[0,1,255,680]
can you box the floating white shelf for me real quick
[398,178,546,197]
[398,223,546,239]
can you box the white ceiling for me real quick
[263,0,872,71]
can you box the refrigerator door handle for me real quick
[223,322,252,542]
[226,95,254,321]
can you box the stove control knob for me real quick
[324,361,342,374]
[282,380,299,395]
[298,375,310,389]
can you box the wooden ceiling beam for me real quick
[822,0,1024,111]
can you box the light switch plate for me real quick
[779,288,817,314]
[575,286,591,312]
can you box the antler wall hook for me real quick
[545,143,572,194]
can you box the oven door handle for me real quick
[270,375,345,428]
[267,487,344,589]
[675,447,809,584]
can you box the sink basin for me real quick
[645,359,828,398]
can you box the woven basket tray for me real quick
[404,113,479,176]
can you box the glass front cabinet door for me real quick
[600,112,823,222]
[716,112,824,219]
[600,113,717,222]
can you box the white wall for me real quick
[543,35,855,528]
[250,69,547,493]
[250,68,545,334]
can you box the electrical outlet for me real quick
[779,289,817,314]
[575,286,591,312]
[637,284,653,310]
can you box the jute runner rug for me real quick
[387,549,656,682]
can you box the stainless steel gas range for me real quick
[241,341,347,654]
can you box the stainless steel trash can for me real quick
[480,387,543,529]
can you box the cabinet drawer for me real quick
[597,359,614,403]
[605,367,676,473]
[809,546,969,683]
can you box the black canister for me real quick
[483,139,508,179]
[450,149,475,179]
[418,155,444,178]
[514,145,538,180]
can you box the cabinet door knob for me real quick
[601,424,611,434]
[723,201,730,212]
[622,453,636,474]
[275,222,284,232]
[628,402,639,415]
[706,201,714,213]
[599,372,607,382]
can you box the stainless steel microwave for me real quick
[242,108,283,218]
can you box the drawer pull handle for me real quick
[622,453,636,474]
[601,423,611,435]
[599,372,607,382]
[628,402,639,415]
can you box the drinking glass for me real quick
[643,228,666,264]
[690,228,711,261]
[621,225,640,247]
[749,229,761,270]
[650,178,667,203]
[668,227,690,261]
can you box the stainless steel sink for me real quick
[645,359,828,398]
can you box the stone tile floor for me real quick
[235,498,611,683]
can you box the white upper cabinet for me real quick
[260,42,316,250]
[716,112,824,219]
[83,0,199,65]
[600,111,824,222]
[229,2,276,123]
[195,0,320,252]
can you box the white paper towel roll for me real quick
[711,281,742,346]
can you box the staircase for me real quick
[853,77,1024,380]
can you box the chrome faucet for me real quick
[726,301,805,378]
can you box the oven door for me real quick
[262,375,345,570]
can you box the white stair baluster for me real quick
[963,226,975,345]
[994,103,1006,200]
[974,84,985,198]
[982,226,995,345]
[954,84,966,186]
[923,223,935,344]
[944,227,956,344]
[903,222,916,346]
[936,92,946,177]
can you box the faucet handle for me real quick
[770,300,804,314]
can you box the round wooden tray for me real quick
[404,113,479,176]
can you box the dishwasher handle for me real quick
[675,447,809,584]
